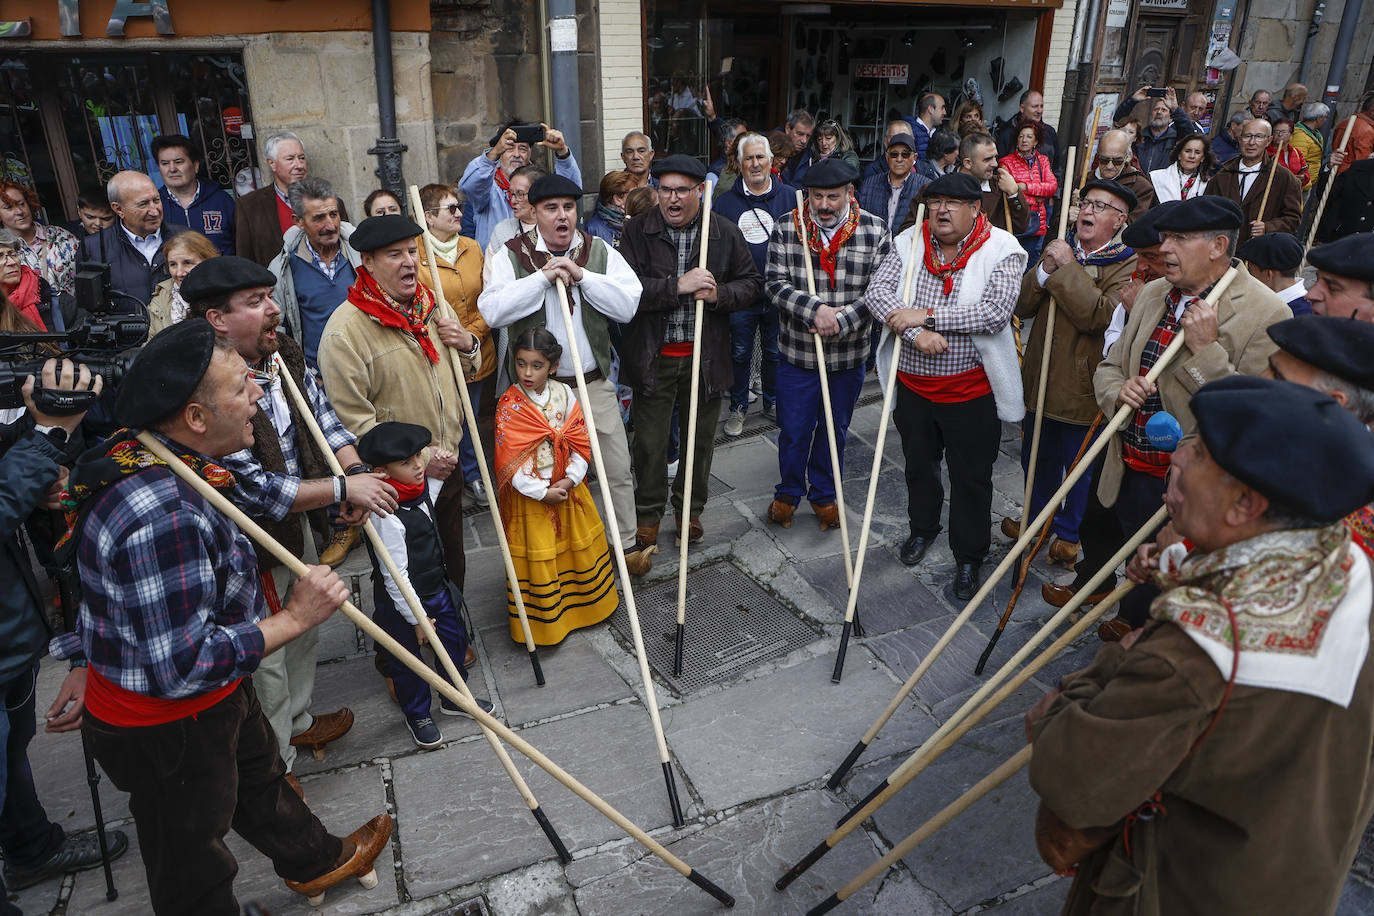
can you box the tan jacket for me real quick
[1091,263,1289,505]
[1015,244,1136,425]
[316,294,481,455]
[146,278,178,339]
[1030,566,1374,916]
[417,235,493,383]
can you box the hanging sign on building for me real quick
[1139,0,1189,9]
[223,106,243,136]
[854,63,908,84]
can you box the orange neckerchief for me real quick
[494,384,590,535]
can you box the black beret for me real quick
[924,172,984,201]
[115,318,219,429]
[1121,199,1184,249]
[1080,178,1138,215]
[356,422,433,467]
[886,132,917,151]
[1268,314,1374,389]
[1237,232,1304,272]
[1191,376,1374,523]
[1153,195,1244,232]
[1307,232,1374,281]
[650,154,707,182]
[178,256,275,305]
[801,157,860,189]
[527,174,587,205]
[350,214,423,253]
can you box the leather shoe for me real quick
[953,562,981,601]
[811,501,841,531]
[1041,582,1111,608]
[286,814,392,905]
[1098,617,1134,642]
[1048,538,1079,567]
[766,499,796,528]
[899,535,931,566]
[320,526,361,567]
[290,708,355,760]
[1000,516,1020,540]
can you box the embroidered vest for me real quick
[505,238,614,379]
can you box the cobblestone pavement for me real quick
[17,378,1374,915]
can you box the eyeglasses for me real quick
[1080,198,1126,215]
[508,191,528,201]
[0,250,20,263]
[1097,156,1128,166]
[427,203,461,215]
[926,198,974,212]
[886,149,914,159]
[658,185,699,198]
[1239,133,1271,142]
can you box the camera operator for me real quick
[0,358,128,895]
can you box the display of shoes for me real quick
[999,76,1024,103]
[724,407,746,437]
[989,56,1005,91]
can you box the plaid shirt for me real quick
[663,217,700,343]
[866,227,1022,376]
[1121,288,1190,476]
[222,364,354,520]
[49,448,268,698]
[305,236,347,282]
[764,208,892,370]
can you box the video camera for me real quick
[0,262,147,413]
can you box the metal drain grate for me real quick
[429,897,490,916]
[610,561,818,694]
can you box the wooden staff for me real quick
[822,265,1238,789]
[405,185,544,686]
[552,278,686,828]
[1305,115,1359,255]
[1003,198,1024,361]
[1257,138,1287,225]
[977,410,1103,675]
[271,354,571,864]
[832,204,923,684]
[675,189,713,679]
[786,509,1158,889]
[794,190,855,581]
[1081,108,1101,192]
[135,432,732,906]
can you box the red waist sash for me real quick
[86,667,241,727]
[897,366,992,403]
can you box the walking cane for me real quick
[976,410,1103,675]
[831,204,923,684]
[1082,108,1102,191]
[551,278,687,828]
[675,190,714,678]
[785,510,1157,889]
[793,190,856,576]
[821,266,1237,789]
[1003,197,1024,361]
[134,432,733,905]
[1257,139,1286,229]
[271,355,571,863]
[405,186,545,686]
[1305,115,1359,256]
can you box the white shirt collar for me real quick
[1278,280,1308,304]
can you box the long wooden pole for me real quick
[271,354,570,863]
[1305,115,1359,255]
[794,190,855,583]
[822,265,1238,788]
[674,189,713,679]
[551,278,686,828]
[831,203,923,685]
[134,431,734,907]
[1080,109,1101,192]
[406,186,544,686]
[1257,138,1287,225]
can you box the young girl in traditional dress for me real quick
[495,328,618,645]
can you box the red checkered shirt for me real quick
[1121,287,1191,476]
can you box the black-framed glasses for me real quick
[427,203,461,215]
[1080,198,1126,215]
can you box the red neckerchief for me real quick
[922,213,992,295]
[793,190,861,291]
[1180,172,1198,199]
[384,476,426,502]
[494,167,512,207]
[8,265,44,329]
[346,267,440,364]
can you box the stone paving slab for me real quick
[570,790,946,916]
[799,549,949,634]
[475,626,634,726]
[977,879,1070,914]
[664,653,940,811]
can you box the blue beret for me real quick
[179,256,275,305]
[1268,314,1374,390]
[650,154,707,182]
[1237,232,1304,272]
[356,422,433,467]
[1307,233,1374,282]
[1121,199,1184,249]
[115,318,219,429]
[1191,376,1374,523]
[351,214,423,252]
[801,157,860,189]
[924,172,983,201]
[1153,196,1244,232]
[1081,178,1138,215]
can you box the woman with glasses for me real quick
[147,230,220,337]
[1000,121,1058,268]
[810,120,860,172]
[0,229,79,335]
[586,170,638,247]
[1268,120,1311,189]
[362,189,404,219]
[1151,133,1216,202]
[0,181,81,297]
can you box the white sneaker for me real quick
[724,407,746,437]
[667,459,679,479]
[467,479,489,507]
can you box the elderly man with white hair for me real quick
[80,170,186,308]
[236,131,349,267]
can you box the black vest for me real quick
[372,490,447,600]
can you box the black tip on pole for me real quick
[687,869,736,907]
[531,805,572,864]
[80,729,118,900]
[837,780,886,829]
[530,647,546,686]
[673,622,685,677]
[831,621,853,683]
[663,761,686,828]
[852,607,866,638]
[826,739,868,791]
[776,840,831,891]
[806,891,843,916]
[974,627,1004,677]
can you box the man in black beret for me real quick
[1203,117,1303,243]
[1107,199,1185,354]
[183,256,399,786]
[761,154,891,530]
[1069,129,1156,223]
[857,132,931,230]
[618,154,762,553]
[865,170,1027,598]
[1306,232,1374,323]
[1029,375,1374,916]
[1004,178,1138,568]
[1237,232,1310,315]
[50,318,393,912]
[478,169,648,571]
[1057,195,1290,628]
[318,214,482,589]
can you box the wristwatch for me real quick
[33,424,68,448]
[923,312,936,330]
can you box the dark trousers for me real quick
[632,354,722,522]
[894,386,1001,564]
[455,379,486,486]
[84,680,341,916]
[729,303,779,412]
[1019,413,1099,543]
[0,662,65,913]
[373,584,469,721]
[434,472,467,590]
[1075,457,1167,625]
[775,360,865,506]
